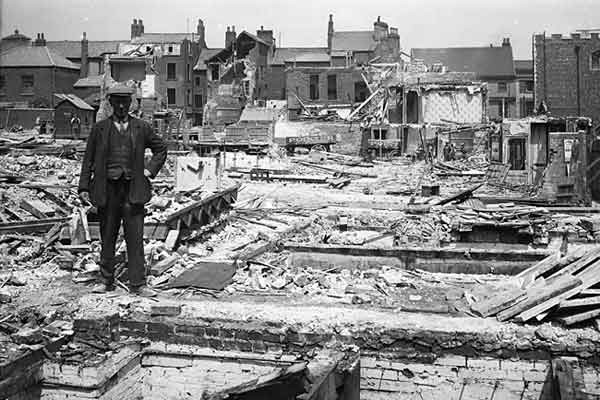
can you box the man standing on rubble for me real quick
[78,84,167,296]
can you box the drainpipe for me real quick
[531,34,535,114]
[575,45,581,116]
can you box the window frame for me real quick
[508,138,527,171]
[167,88,176,105]
[166,63,176,81]
[591,50,600,71]
[327,74,337,101]
[309,74,319,100]
[497,81,508,92]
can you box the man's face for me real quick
[109,95,132,120]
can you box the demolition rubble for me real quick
[2,62,600,399]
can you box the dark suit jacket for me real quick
[78,117,167,208]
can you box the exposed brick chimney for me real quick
[327,14,334,54]
[80,32,89,78]
[33,33,46,46]
[197,18,207,49]
[374,16,389,41]
[131,19,139,39]
[225,26,236,48]
[256,25,273,45]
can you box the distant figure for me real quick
[449,143,456,161]
[443,142,452,161]
[459,143,466,159]
[70,115,81,139]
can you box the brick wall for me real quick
[0,66,79,107]
[286,68,364,110]
[535,33,600,126]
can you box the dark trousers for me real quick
[98,178,145,288]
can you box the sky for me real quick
[2,0,600,59]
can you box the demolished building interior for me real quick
[2,50,600,400]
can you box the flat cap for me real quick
[106,83,135,96]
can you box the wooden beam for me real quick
[516,259,600,322]
[559,296,600,309]
[497,275,582,322]
[552,357,590,399]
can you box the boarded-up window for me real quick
[309,74,319,100]
[508,138,526,170]
[167,88,176,105]
[167,63,176,80]
[21,75,34,92]
[591,50,600,71]
[327,75,337,100]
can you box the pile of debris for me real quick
[471,246,600,325]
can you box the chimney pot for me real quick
[41,33,44,39]
[82,32,87,40]
[261,25,264,30]
[134,18,137,24]
[232,25,235,32]
[227,26,230,32]
[377,16,381,22]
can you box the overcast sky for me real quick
[3,0,600,59]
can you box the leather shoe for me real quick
[91,283,115,293]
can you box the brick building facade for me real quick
[0,44,80,107]
[534,32,600,127]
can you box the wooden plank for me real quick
[497,274,582,322]
[150,254,180,276]
[20,199,55,219]
[559,308,600,326]
[434,183,484,206]
[43,222,63,249]
[581,289,600,296]
[516,260,600,322]
[4,207,24,221]
[39,188,71,215]
[470,286,527,317]
[560,296,600,309]
[164,229,180,251]
[0,217,69,234]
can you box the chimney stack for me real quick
[197,18,207,49]
[33,33,47,46]
[328,14,334,53]
[131,19,140,39]
[502,37,511,47]
[138,19,144,35]
[80,32,89,78]
[225,25,236,48]
[257,25,273,45]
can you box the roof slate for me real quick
[74,75,104,88]
[194,48,224,70]
[271,47,329,65]
[411,46,515,79]
[131,33,195,44]
[331,31,375,52]
[514,59,533,73]
[54,93,95,110]
[0,46,80,69]
[47,40,122,59]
